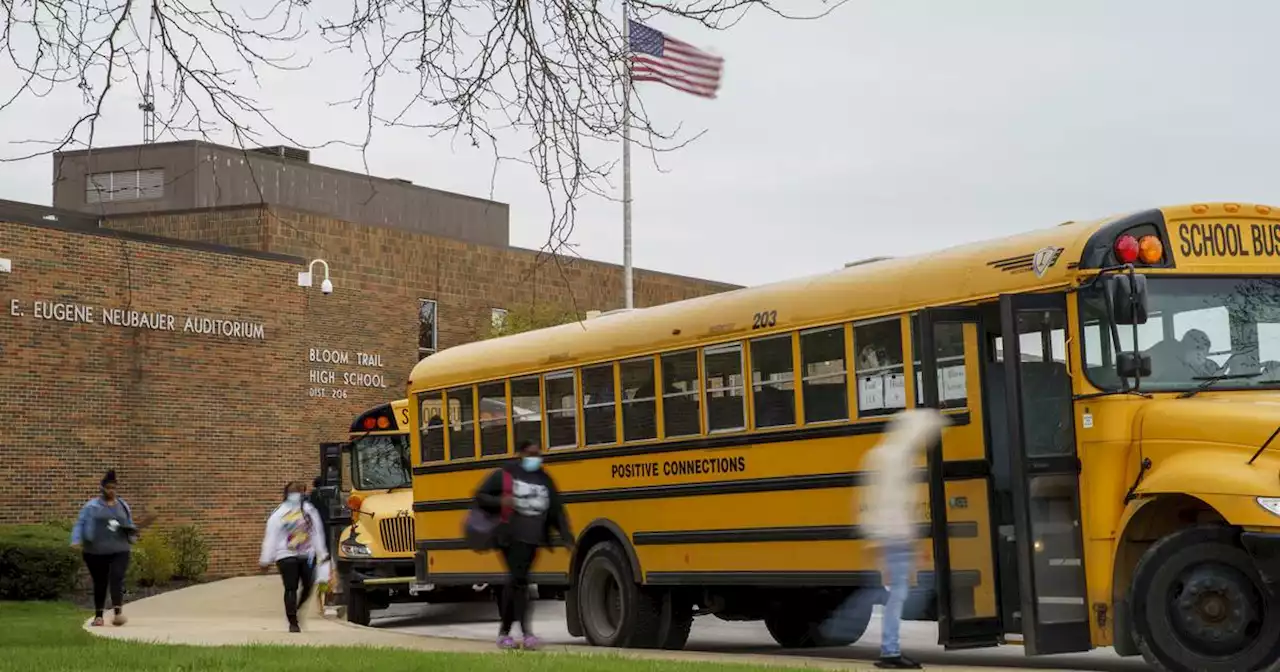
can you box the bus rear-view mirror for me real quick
[1116,351,1152,379]
[1105,273,1149,326]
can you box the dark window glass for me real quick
[446,386,476,460]
[621,358,658,441]
[751,334,795,428]
[802,327,849,422]
[478,382,508,456]
[510,376,543,449]
[704,344,746,432]
[661,351,701,437]
[582,364,618,445]
[545,371,578,449]
[853,319,904,417]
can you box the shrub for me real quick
[165,525,209,581]
[0,524,80,600]
[129,533,175,587]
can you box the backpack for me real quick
[462,470,512,552]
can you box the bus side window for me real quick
[582,364,618,446]
[704,343,746,432]
[447,386,477,460]
[511,376,543,449]
[853,318,905,417]
[911,316,968,409]
[621,357,658,441]
[661,350,701,437]
[751,334,796,428]
[420,392,446,463]
[545,371,579,450]
[478,382,509,457]
[802,326,850,423]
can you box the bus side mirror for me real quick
[1116,351,1152,379]
[1105,273,1149,325]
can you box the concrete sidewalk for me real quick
[82,576,1036,672]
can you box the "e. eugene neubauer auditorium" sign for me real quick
[9,298,266,340]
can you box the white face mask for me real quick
[286,492,303,506]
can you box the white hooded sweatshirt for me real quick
[259,498,329,566]
[862,409,949,544]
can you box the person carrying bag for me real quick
[467,440,573,651]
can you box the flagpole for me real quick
[621,2,634,310]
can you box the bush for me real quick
[0,524,80,600]
[165,525,209,581]
[128,533,174,587]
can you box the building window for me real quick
[704,343,746,432]
[491,308,508,331]
[854,318,906,416]
[582,364,617,446]
[620,358,658,442]
[544,371,578,450]
[418,299,437,359]
[751,334,796,428]
[801,327,849,423]
[85,169,165,203]
[510,376,543,449]
[661,350,701,438]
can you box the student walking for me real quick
[71,469,137,627]
[473,439,574,650]
[260,481,329,632]
[863,409,948,670]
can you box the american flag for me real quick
[628,19,724,99]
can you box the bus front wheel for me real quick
[1132,525,1280,672]
[576,541,670,648]
[346,585,372,626]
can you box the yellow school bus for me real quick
[337,397,519,624]
[407,203,1280,671]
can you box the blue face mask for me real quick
[521,456,542,472]
[286,492,303,506]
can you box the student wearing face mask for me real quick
[259,481,329,632]
[474,440,574,650]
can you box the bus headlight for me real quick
[1256,497,1280,516]
[340,538,372,558]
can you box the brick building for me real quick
[1,144,735,574]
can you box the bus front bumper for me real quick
[337,558,417,590]
[1241,532,1280,592]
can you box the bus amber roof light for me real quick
[377,416,390,429]
[1114,234,1140,264]
[1137,235,1163,264]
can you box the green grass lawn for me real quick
[0,601,793,672]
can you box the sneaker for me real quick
[876,655,922,669]
[112,613,128,626]
[289,623,302,633]
[522,635,540,650]
[497,635,517,650]
[90,617,104,627]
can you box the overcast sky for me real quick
[1,1,1278,288]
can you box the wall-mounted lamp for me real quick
[297,259,333,295]
[0,258,10,274]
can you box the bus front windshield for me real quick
[351,434,412,490]
[1080,276,1280,392]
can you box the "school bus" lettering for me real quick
[1177,221,1280,258]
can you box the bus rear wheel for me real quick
[576,541,670,648]
[1132,525,1280,672]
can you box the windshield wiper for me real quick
[1179,372,1261,399]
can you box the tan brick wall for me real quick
[3,208,733,576]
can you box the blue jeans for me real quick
[880,540,915,657]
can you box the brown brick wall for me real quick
[3,208,733,576]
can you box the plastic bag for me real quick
[314,559,331,585]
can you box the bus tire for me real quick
[576,541,664,648]
[1131,525,1280,672]
[346,585,372,627]
[658,591,694,650]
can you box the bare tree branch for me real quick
[0,0,844,253]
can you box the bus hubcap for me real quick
[1170,565,1259,655]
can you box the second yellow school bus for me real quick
[408,203,1280,672]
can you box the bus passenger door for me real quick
[918,308,1004,649]
[998,293,1091,655]
[318,442,350,538]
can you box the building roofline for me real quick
[54,140,509,209]
[0,199,304,265]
